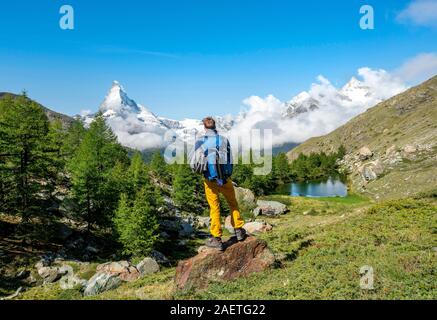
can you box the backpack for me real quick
[190,134,233,185]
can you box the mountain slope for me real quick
[0,92,74,128]
[287,75,437,200]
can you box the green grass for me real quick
[176,197,436,300]
[15,195,437,300]
[310,193,369,204]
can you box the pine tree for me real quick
[273,152,291,184]
[128,151,149,191]
[0,93,51,218]
[172,164,199,212]
[68,115,128,229]
[150,150,169,183]
[114,188,160,257]
[61,119,85,161]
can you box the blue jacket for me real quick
[193,129,233,184]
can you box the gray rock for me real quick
[358,146,373,161]
[360,160,384,182]
[244,221,273,234]
[83,273,122,296]
[150,250,170,265]
[136,257,160,276]
[179,222,194,237]
[38,267,63,284]
[253,200,288,217]
[96,261,130,274]
[196,216,210,229]
[59,265,87,290]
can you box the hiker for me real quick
[190,116,246,251]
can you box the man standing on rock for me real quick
[190,116,246,251]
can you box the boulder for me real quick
[359,160,384,182]
[118,266,140,282]
[83,273,122,297]
[244,221,273,234]
[403,144,417,154]
[235,187,257,209]
[175,237,275,291]
[150,250,170,265]
[96,260,140,282]
[196,216,210,229]
[136,257,160,276]
[59,265,87,290]
[37,266,65,284]
[358,146,373,161]
[96,261,130,274]
[253,200,288,217]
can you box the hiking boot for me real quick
[235,228,247,242]
[205,237,224,251]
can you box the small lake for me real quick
[275,177,348,198]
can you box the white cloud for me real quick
[227,67,407,146]
[105,114,166,150]
[395,52,437,83]
[397,0,437,28]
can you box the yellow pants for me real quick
[204,179,245,238]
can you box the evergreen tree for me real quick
[114,188,160,257]
[61,119,85,160]
[128,151,149,191]
[0,93,52,218]
[150,150,169,183]
[172,164,199,212]
[68,115,128,229]
[126,151,164,210]
[273,152,291,183]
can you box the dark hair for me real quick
[202,116,216,130]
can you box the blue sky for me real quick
[0,0,436,119]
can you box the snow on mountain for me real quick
[81,81,234,150]
[80,68,408,150]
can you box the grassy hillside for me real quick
[15,192,436,300]
[287,75,437,200]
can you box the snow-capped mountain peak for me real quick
[340,77,373,104]
[100,80,141,115]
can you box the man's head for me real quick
[202,116,216,130]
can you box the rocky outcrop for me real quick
[359,160,384,182]
[253,200,288,217]
[84,273,122,296]
[83,258,160,296]
[175,237,275,291]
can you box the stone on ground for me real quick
[175,236,275,291]
[253,200,288,217]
